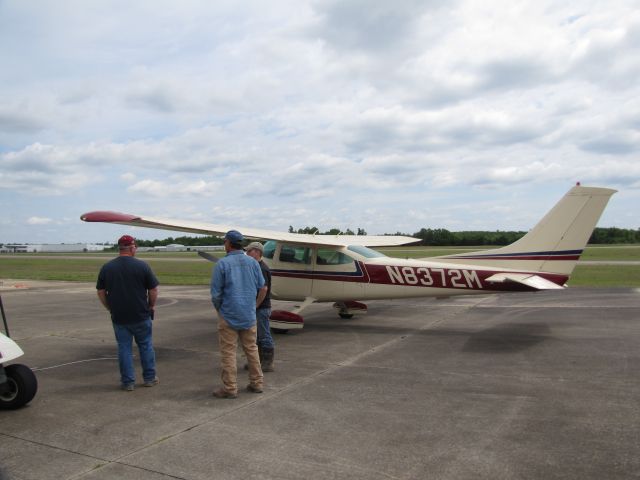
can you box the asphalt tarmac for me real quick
[0,281,639,480]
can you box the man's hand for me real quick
[148,287,159,314]
[97,289,110,311]
[256,285,268,308]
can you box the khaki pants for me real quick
[217,314,263,394]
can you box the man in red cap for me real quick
[97,235,159,391]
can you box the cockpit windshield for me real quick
[263,240,276,259]
[347,245,387,258]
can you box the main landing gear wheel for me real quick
[333,301,368,320]
[0,364,38,410]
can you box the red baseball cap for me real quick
[117,235,136,246]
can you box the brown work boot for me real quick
[212,388,238,399]
[261,347,275,372]
[246,384,263,394]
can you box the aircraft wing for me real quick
[80,211,418,247]
[485,272,565,290]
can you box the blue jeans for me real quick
[112,318,156,386]
[256,308,274,349]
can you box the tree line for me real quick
[288,226,368,236]
[132,226,639,248]
[408,227,640,246]
[411,227,640,246]
[136,235,225,247]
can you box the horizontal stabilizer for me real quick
[485,273,565,290]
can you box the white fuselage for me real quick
[263,242,567,303]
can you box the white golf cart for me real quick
[0,293,37,409]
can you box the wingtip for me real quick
[80,211,140,223]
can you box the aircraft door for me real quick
[311,247,364,301]
[268,242,314,301]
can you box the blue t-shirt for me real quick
[210,250,265,329]
[97,256,159,325]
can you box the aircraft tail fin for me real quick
[430,185,617,277]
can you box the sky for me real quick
[1,0,639,244]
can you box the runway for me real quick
[1,281,639,479]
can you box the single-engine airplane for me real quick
[81,184,616,331]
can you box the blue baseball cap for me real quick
[224,230,243,244]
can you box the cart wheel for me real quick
[0,364,38,409]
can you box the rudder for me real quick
[431,185,617,276]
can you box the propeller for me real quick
[197,250,220,263]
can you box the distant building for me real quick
[0,244,27,253]
[0,243,224,253]
[0,243,110,253]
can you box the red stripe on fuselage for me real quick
[270,261,568,292]
[363,263,567,291]
[450,255,580,261]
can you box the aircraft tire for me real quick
[271,328,289,334]
[0,364,38,410]
[339,313,354,319]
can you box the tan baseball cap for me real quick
[245,241,264,253]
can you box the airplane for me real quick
[81,184,616,332]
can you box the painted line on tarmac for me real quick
[473,304,640,309]
[32,357,119,372]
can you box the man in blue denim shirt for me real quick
[211,230,267,399]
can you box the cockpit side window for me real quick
[347,245,386,258]
[316,248,354,265]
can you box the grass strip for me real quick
[1,246,638,287]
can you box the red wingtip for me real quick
[80,211,140,223]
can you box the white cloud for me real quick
[127,179,219,198]
[27,216,53,225]
[0,0,638,243]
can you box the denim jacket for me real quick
[210,250,265,329]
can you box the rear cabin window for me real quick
[279,244,312,264]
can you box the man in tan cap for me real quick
[245,241,275,372]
